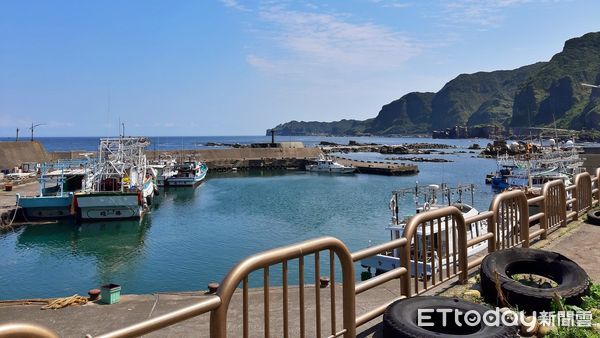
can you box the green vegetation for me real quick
[546,282,600,337]
[269,32,600,137]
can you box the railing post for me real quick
[490,190,528,249]
[540,191,548,240]
[595,168,600,205]
[575,172,592,215]
[456,214,469,284]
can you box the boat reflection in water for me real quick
[17,219,151,283]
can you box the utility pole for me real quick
[30,122,45,141]
[15,128,19,141]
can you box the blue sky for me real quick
[0,0,599,137]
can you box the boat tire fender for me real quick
[383,296,516,337]
[586,209,600,226]
[146,195,153,207]
[480,247,589,313]
[423,202,430,211]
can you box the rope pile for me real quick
[0,294,88,310]
[41,295,88,310]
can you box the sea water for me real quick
[0,137,497,299]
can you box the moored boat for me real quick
[305,156,356,174]
[165,160,208,187]
[361,184,488,278]
[75,137,157,222]
[18,159,92,219]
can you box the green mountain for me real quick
[268,32,600,136]
[511,32,600,130]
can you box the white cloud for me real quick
[219,0,249,12]
[369,0,413,9]
[442,0,531,27]
[247,5,421,74]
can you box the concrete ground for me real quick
[0,180,39,208]
[0,217,598,337]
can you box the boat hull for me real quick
[305,166,356,174]
[75,192,142,221]
[19,194,74,219]
[165,170,206,187]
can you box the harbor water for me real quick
[0,137,497,299]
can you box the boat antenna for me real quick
[470,184,474,206]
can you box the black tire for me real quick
[382,296,517,338]
[587,209,600,226]
[480,248,589,313]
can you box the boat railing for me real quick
[7,170,600,338]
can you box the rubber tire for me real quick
[587,209,600,226]
[480,248,589,313]
[382,296,517,338]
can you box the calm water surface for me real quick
[0,137,498,299]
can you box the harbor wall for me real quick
[0,141,49,171]
[147,147,323,171]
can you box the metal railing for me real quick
[3,171,600,338]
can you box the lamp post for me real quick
[29,122,46,141]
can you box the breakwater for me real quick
[147,147,323,172]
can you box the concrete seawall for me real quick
[0,141,49,171]
[147,147,323,171]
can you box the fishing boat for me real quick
[75,137,158,221]
[18,159,93,219]
[149,156,177,187]
[305,156,356,174]
[165,160,208,187]
[490,139,584,192]
[361,184,488,278]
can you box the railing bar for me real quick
[466,232,494,247]
[351,237,408,262]
[445,216,450,277]
[430,219,436,285]
[299,256,305,338]
[93,296,222,338]
[329,249,336,336]
[464,210,493,224]
[355,267,406,294]
[264,267,270,338]
[315,252,321,338]
[437,217,443,284]
[243,276,249,338]
[452,216,457,275]
[283,260,289,338]
[326,329,348,338]
[413,240,418,294]
[421,222,427,290]
[510,199,515,247]
[355,296,406,327]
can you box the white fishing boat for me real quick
[490,139,584,191]
[361,184,488,278]
[149,156,177,187]
[305,156,356,174]
[165,160,208,187]
[75,137,158,221]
